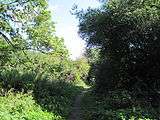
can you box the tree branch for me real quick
[0,31,32,63]
[1,0,18,5]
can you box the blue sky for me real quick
[48,0,100,59]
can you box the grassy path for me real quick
[68,90,88,120]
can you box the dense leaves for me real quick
[77,0,160,96]
[75,0,160,118]
[81,91,157,120]
[0,0,90,120]
[0,90,63,120]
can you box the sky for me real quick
[48,0,100,59]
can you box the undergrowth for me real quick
[0,79,85,120]
[34,80,85,119]
[0,90,63,120]
[81,90,159,120]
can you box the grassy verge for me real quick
[81,90,158,120]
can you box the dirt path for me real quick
[68,90,87,120]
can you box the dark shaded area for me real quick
[81,90,159,120]
[68,90,87,120]
[0,68,84,119]
[76,0,160,111]
[0,68,36,93]
[33,79,84,119]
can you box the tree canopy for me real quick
[77,0,160,96]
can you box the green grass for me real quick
[81,90,158,120]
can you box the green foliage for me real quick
[0,50,89,90]
[81,91,157,120]
[0,39,12,66]
[85,48,100,65]
[0,90,63,120]
[0,60,87,119]
[76,0,160,98]
[0,0,43,51]
[34,80,84,119]
[0,0,90,120]
[0,0,68,55]
[76,1,160,118]
[0,60,86,119]
[0,68,35,91]
[73,57,90,84]
[84,48,100,85]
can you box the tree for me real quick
[0,0,69,64]
[84,47,100,85]
[76,0,160,97]
[0,0,70,91]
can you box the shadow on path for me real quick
[68,90,88,120]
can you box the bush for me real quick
[0,68,36,91]
[81,91,158,120]
[34,80,84,119]
[0,90,63,120]
[77,0,160,97]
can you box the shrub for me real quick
[0,90,63,120]
[81,91,157,120]
[34,80,84,119]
